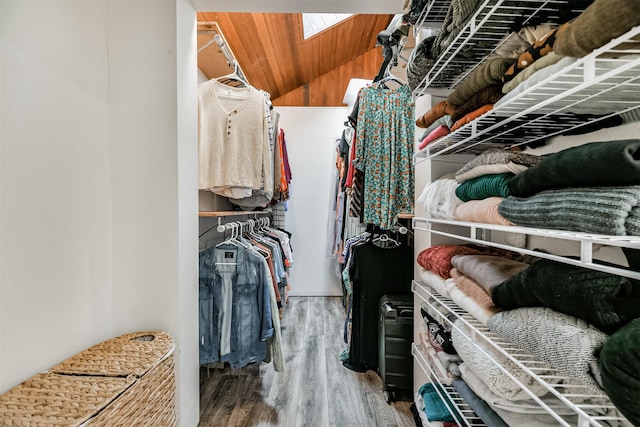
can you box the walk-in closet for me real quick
[1,0,639,426]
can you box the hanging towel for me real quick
[498,185,640,235]
[450,255,530,295]
[507,139,640,197]
[455,173,513,202]
[492,258,640,334]
[600,318,640,426]
[487,307,609,393]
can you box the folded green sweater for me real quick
[507,139,640,197]
[455,173,513,202]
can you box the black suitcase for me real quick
[378,294,414,403]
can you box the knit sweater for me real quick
[487,307,609,393]
[507,139,640,197]
[455,173,513,202]
[498,185,640,235]
[456,148,541,183]
[492,258,640,334]
[600,318,640,426]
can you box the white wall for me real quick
[276,107,346,296]
[0,1,199,425]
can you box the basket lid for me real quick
[50,331,174,377]
[0,372,135,426]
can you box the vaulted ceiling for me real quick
[197,13,393,106]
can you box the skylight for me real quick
[302,14,353,39]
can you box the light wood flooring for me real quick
[198,296,416,427]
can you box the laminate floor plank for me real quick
[295,335,329,427]
[199,297,415,427]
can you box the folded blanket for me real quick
[455,173,513,202]
[447,58,516,107]
[418,245,485,279]
[492,259,640,334]
[487,307,609,392]
[455,148,541,183]
[417,100,456,128]
[498,185,640,235]
[418,383,456,422]
[554,0,640,57]
[450,85,505,123]
[503,23,570,83]
[454,197,515,226]
[419,332,458,384]
[507,139,640,197]
[452,379,509,427]
[437,352,463,376]
[417,244,521,279]
[417,176,461,220]
[600,318,640,426]
[451,319,554,400]
[451,255,530,295]
[502,51,564,94]
[419,268,452,299]
[418,125,450,150]
[449,268,502,324]
[450,104,494,132]
[459,363,583,415]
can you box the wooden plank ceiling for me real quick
[197,12,392,106]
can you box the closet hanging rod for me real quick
[197,22,248,83]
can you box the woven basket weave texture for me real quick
[0,331,176,427]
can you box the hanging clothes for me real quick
[353,83,415,230]
[198,79,273,201]
[343,233,413,372]
[198,221,294,371]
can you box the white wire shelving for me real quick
[412,0,581,93]
[412,343,486,426]
[412,281,633,427]
[413,0,450,33]
[412,217,640,281]
[414,25,640,160]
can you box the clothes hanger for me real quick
[372,232,400,248]
[215,61,249,88]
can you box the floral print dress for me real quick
[354,82,415,230]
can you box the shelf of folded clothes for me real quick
[409,0,587,94]
[413,342,486,427]
[412,280,634,427]
[413,24,640,160]
[413,217,640,281]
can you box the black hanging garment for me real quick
[346,240,413,372]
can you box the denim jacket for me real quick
[199,242,273,368]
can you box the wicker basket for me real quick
[0,331,177,426]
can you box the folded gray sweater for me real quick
[498,186,640,235]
